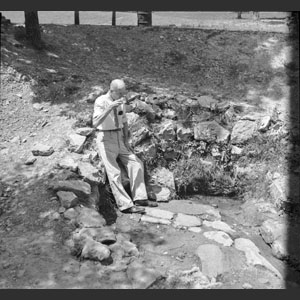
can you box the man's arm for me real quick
[93,98,123,128]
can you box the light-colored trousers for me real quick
[96,130,148,211]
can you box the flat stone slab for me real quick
[141,215,172,226]
[158,200,221,220]
[234,238,282,279]
[50,180,91,198]
[203,220,236,234]
[173,213,202,228]
[188,227,202,233]
[144,207,174,220]
[195,244,224,279]
[203,231,233,247]
[32,143,54,156]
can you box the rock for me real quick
[150,167,175,190]
[50,180,91,198]
[58,207,66,214]
[76,207,106,228]
[63,208,79,221]
[68,134,86,154]
[176,123,193,141]
[231,145,243,155]
[10,136,21,144]
[32,143,54,156]
[56,191,78,209]
[140,215,172,225]
[269,175,300,209]
[242,283,253,289]
[77,162,102,184]
[173,213,202,228]
[147,184,171,202]
[81,238,111,262]
[135,141,157,161]
[203,231,233,247]
[144,207,174,220]
[194,95,217,109]
[24,156,37,165]
[188,227,202,233]
[57,157,78,172]
[203,220,236,235]
[127,260,163,289]
[234,238,282,279]
[75,227,116,245]
[195,244,224,278]
[259,219,286,245]
[155,120,176,141]
[126,112,140,127]
[271,237,288,260]
[33,103,43,110]
[258,116,271,132]
[231,120,257,144]
[130,127,150,147]
[131,99,156,121]
[158,200,221,221]
[162,109,177,119]
[194,121,230,143]
[75,127,94,136]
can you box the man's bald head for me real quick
[110,79,126,92]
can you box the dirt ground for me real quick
[0,16,299,288]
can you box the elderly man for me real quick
[93,79,157,214]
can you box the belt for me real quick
[96,128,121,132]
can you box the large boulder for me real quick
[80,238,111,262]
[194,120,230,143]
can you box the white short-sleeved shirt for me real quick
[93,92,127,130]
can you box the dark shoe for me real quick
[122,206,145,214]
[135,200,158,207]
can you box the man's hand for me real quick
[109,98,124,110]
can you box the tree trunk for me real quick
[74,11,80,25]
[24,11,42,49]
[137,11,152,26]
[112,11,116,26]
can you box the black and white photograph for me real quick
[0,8,299,289]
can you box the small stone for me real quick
[31,143,54,156]
[57,191,78,209]
[58,207,66,214]
[51,212,60,220]
[24,156,37,165]
[33,103,43,111]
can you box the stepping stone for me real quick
[203,220,236,235]
[203,231,233,247]
[144,207,174,220]
[195,244,224,278]
[173,213,202,228]
[141,215,172,226]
